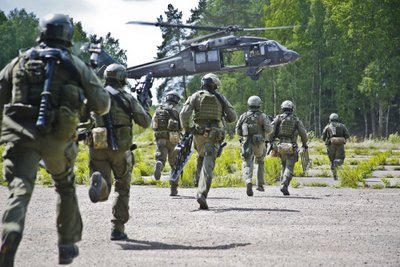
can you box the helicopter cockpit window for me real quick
[250,45,261,57]
[267,41,279,52]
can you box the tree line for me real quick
[1,1,399,139]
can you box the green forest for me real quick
[1,0,399,138]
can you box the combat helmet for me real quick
[201,73,221,90]
[247,95,262,110]
[38,13,74,47]
[165,91,181,105]
[329,113,339,122]
[104,63,127,85]
[281,100,294,112]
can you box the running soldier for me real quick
[236,96,272,196]
[322,113,350,180]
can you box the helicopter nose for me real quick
[284,50,299,62]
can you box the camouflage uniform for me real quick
[271,102,308,195]
[180,74,237,209]
[151,100,181,195]
[88,71,151,239]
[0,14,110,266]
[236,106,272,195]
[322,117,350,180]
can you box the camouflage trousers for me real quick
[89,147,134,233]
[279,152,298,187]
[240,137,266,186]
[155,137,178,187]
[327,144,345,177]
[1,137,82,246]
[193,134,221,198]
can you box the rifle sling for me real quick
[105,86,133,117]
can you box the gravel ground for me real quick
[1,184,399,267]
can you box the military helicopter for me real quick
[125,21,299,81]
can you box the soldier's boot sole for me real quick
[58,244,79,265]
[89,172,103,203]
[196,193,208,210]
[280,185,290,196]
[246,183,254,196]
[0,232,21,267]
[154,162,163,180]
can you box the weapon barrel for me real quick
[36,58,57,131]
[104,113,119,151]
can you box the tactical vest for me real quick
[242,111,262,136]
[193,91,222,123]
[328,122,345,137]
[154,105,170,131]
[278,113,298,140]
[12,48,83,110]
[8,47,84,140]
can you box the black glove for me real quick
[302,144,308,149]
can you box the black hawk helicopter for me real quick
[125,21,299,81]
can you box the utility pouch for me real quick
[115,126,132,151]
[252,134,264,144]
[92,127,108,149]
[330,137,346,145]
[277,142,294,155]
[167,119,179,131]
[52,106,79,141]
[169,131,180,145]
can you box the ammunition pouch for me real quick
[92,127,108,149]
[167,119,179,131]
[277,142,295,155]
[52,106,79,141]
[169,131,180,145]
[154,131,169,139]
[115,126,132,151]
[330,137,346,145]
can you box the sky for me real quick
[1,0,200,67]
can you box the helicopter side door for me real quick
[193,49,222,73]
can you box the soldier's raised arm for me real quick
[220,95,237,123]
[131,97,151,128]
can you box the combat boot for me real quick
[154,161,163,180]
[58,243,79,265]
[111,229,128,241]
[89,171,107,203]
[280,184,290,196]
[256,185,264,192]
[170,186,178,196]
[196,193,208,210]
[246,183,254,196]
[0,231,21,267]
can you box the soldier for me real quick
[270,100,308,196]
[180,73,237,209]
[0,13,110,266]
[87,63,151,241]
[151,91,182,196]
[236,96,272,196]
[322,113,350,180]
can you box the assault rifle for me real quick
[132,72,153,110]
[170,132,193,182]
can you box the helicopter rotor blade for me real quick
[126,21,227,31]
[243,25,296,31]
